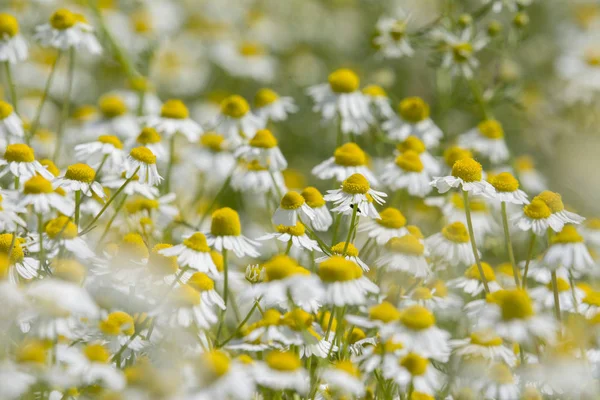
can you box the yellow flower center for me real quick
[220,95,250,118]
[400,353,429,376]
[411,393,435,400]
[265,351,301,371]
[171,284,201,306]
[264,255,307,281]
[342,173,370,195]
[334,142,367,167]
[477,119,504,139]
[84,344,110,363]
[523,198,552,220]
[412,287,433,300]
[397,136,426,154]
[202,351,230,379]
[551,225,584,244]
[489,363,514,384]
[376,207,407,229]
[451,157,482,182]
[129,76,152,92]
[23,175,53,194]
[536,191,565,213]
[335,360,361,377]
[211,251,223,272]
[282,308,313,330]
[0,100,13,120]
[130,147,156,164]
[443,146,472,168]
[73,104,97,121]
[65,163,95,184]
[98,135,123,149]
[328,68,360,93]
[496,262,514,277]
[331,242,359,257]
[347,327,366,344]
[452,42,473,62]
[586,218,600,230]
[430,280,448,298]
[238,41,265,56]
[50,9,76,30]
[188,272,215,292]
[121,233,149,259]
[583,291,600,307]
[40,159,59,177]
[99,311,135,336]
[16,340,47,364]
[515,155,534,172]
[362,84,387,97]
[400,305,435,330]
[254,88,279,108]
[375,339,404,354]
[489,172,519,192]
[0,233,23,264]
[45,216,78,240]
[200,132,225,152]
[522,387,543,400]
[99,95,127,118]
[53,259,86,284]
[211,207,241,236]
[183,233,211,252]
[395,150,424,172]
[399,97,430,123]
[249,129,278,148]
[161,99,189,119]
[318,256,363,282]
[5,143,34,163]
[441,222,470,243]
[136,127,161,145]
[276,221,306,236]
[368,301,401,323]
[0,13,19,37]
[0,255,9,280]
[279,191,305,211]
[385,235,425,256]
[149,244,178,276]
[585,48,600,67]
[464,262,496,282]
[125,198,159,214]
[469,331,503,347]
[495,289,534,321]
[301,186,325,208]
[245,160,267,171]
[546,277,570,292]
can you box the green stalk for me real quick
[53,47,75,162]
[500,202,520,287]
[29,52,62,144]
[551,271,561,321]
[342,205,358,255]
[4,62,17,113]
[74,190,82,227]
[462,190,490,293]
[522,232,536,290]
[216,249,229,340]
[163,134,176,194]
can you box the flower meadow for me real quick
[1,0,600,399]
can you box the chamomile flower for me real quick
[324,173,387,219]
[359,207,409,246]
[317,256,379,306]
[300,187,333,232]
[257,222,321,253]
[0,193,25,231]
[140,99,203,142]
[205,207,261,258]
[581,218,600,247]
[128,127,167,161]
[39,216,95,259]
[353,336,405,372]
[187,272,226,311]
[126,147,162,186]
[192,350,255,400]
[254,88,297,123]
[272,191,315,227]
[530,276,584,312]
[382,352,443,395]
[0,101,24,141]
[102,172,159,199]
[253,351,309,394]
[459,120,510,164]
[395,136,442,175]
[401,283,464,317]
[0,234,39,281]
[307,68,373,135]
[19,175,74,215]
[312,142,378,184]
[431,157,496,197]
[34,9,101,54]
[543,225,594,272]
[234,129,287,170]
[98,311,145,355]
[393,305,451,361]
[316,241,369,271]
[321,361,365,397]
[448,262,502,296]
[484,0,532,12]
[474,362,521,400]
[373,10,415,59]
[159,283,220,329]
[436,27,488,78]
[212,95,264,145]
[231,160,286,195]
[159,232,219,275]
[213,40,277,82]
[514,155,547,194]
[376,235,431,278]
[0,143,53,180]
[86,94,139,139]
[513,198,564,235]
[345,301,402,332]
[537,190,585,226]
[74,135,126,174]
[53,163,104,198]
[488,172,529,205]
[0,14,28,64]
[381,150,433,197]
[362,84,395,118]
[425,222,477,267]
[451,330,517,366]
[383,97,443,147]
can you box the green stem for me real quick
[53,47,75,162]
[216,249,229,341]
[462,190,490,293]
[268,170,283,199]
[97,194,127,245]
[38,214,47,274]
[467,77,491,120]
[342,206,358,255]
[551,271,561,321]
[218,296,262,347]
[285,240,292,255]
[164,134,176,194]
[74,190,82,227]
[331,213,342,246]
[197,172,233,228]
[94,154,109,179]
[29,52,62,144]
[522,232,536,291]
[4,62,17,114]
[500,202,520,287]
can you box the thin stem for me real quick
[467,77,490,120]
[29,52,62,144]
[216,249,229,341]
[324,308,336,340]
[74,191,82,227]
[500,202,520,287]
[4,62,17,113]
[218,296,262,348]
[331,213,342,246]
[197,172,234,228]
[551,270,561,321]
[284,240,292,255]
[342,205,358,255]
[53,47,75,162]
[163,134,176,194]
[462,189,490,293]
[268,170,283,199]
[37,214,46,274]
[97,194,128,245]
[522,232,536,290]
[94,154,109,179]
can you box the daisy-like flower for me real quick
[0,13,28,64]
[19,175,74,215]
[191,350,255,400]
[536,190,585,226]
[425,222,477,267]
[234,128,287,170]
[307,68,373,135]
[0,143,53,180]
[436,27,488,78]
[359,207,409,246]
[194,132,236,187]
[321,361,365,398]
[140,99,203,142]
[316,241,369,271]
[300,187,333,232]
[257,222,321,253]
[484,0,533,13]
[85,94,139,140]
[488,172,529,205]
[53,163,104,198]
[39,216,95,259]
[474,362,520,400]
[581,218,600,247]
[401,283,464,317]
[159,232,220,275]
[272,191,315,227]
[324,173,387,219]
[317,256,379,306]
[530,275,584,312]
[74,135,126,174]
[514,155,547,194]
[0,193,25,231]
[205,207,260,258]
[362,84,395,118]
[0,233,40,281]
[431,157,496,197]
[102,172,158,199]
[448,262,502,296]
[128,127,167,161]
[98,311,145,355]
[0,101,24,141]
[160,283,220,329]
[213,40,277,83]
[254,88,297,123]
[253,351,309,394]
[376,235,431,278]
[382,97,443,147]
[381,150,433,197]
[126,147,162,186]
[373,10,415,59]
[382,352,443,395]
[395,136,442,175]
[451,330,517,366]
[393,305,451,361]
[34,9,101,54]
[186,271,226,311]
[513,197,564,235]
[458,119,510,164]
[346,301,403,333]
[543,225,594,272]
[312,142,377,184]
[212,95,264,145]
[442,145,473,174]
[231,160,286,195]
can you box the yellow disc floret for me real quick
[121,233,149,259]
[44,216,78,240]
[265,351,301,371]
[0,100,14,119]
[276,221,305,236]
[397,136,426,154]
[477,119,504,139]
[395,150,424,172]
[335,360,361,377]
[342,173,370,195]
[188,272,215,292]
[84,344,110,363]
[412,287,433,300]
[171,284,201,307]
[254,88,279,108]
[470,331,503,347]
[50,9,76,30]
[200,132,225,152]
[280,191,305,210]
[489,172,519,192]
[318,256,362,282]
[65,163,95,183]
[249,129,277,148]
[400,353,428,376]
[211,207,241,236]
[362,84,387,97]
[130,147,156,164]
[136,127,161,145]
[16,340,47,364]
[201,350,230,379]
[183,232,211,252]
[98,94,127,118]
[0,233,23,264]
[443,146,472,168]
[99,311,135,336]
[53,259,86,284]
[331,242,359,257]
[464,262,496,282]
[368,301,401,323]
[441,222,470,243]
[334,142,367,167]
[5,143,34,163]
[98,135,123,149]
[494,289,534,321]
[23,175,53,194]
[328,68,359,93]
[376,207,407,229]
[220,95,250,118]
[399,97,430,123]
[160,99,189,119]
[536,191,565,213]
[400,305,435,330]
[0,13,19,37]
[551,225,584,244]
[301,187,325,208]
[385,235,425,256]
[451,157,482,182]
[263,255,307,281]
[523,198,552,220]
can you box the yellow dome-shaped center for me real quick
[395,150,424,172]
[441,222,470,243]
[249,129,278,148]
[464,262,496,282]
[5,143,34,163]
[301,186,325,208]
[99,94,127,118]
[160,99,189,119]
[266,351,301,371]
[334,142,367,167]
[385,235,425,256]
[137,127,161,145]
[523,198,551,220]
[254,88,279,108]
[50,9,76,30]
[45,216,78,240]
[399,97,430,123]
[318,256,362,282]
[328,68,360,93]
[368,301,401,323]
[376,207,407,229]
[220,95,250,118]
[183,232,211,252]
[451,157,482,182]
[65,163,95,183]
[23,175,53,194]
[0,13,19,37]
[551,225,584,244]
[342,173,370,195]
[477,119,504,139]
[489,172,519,192]
[400,305,435,330]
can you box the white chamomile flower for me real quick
[300,187,333,232]
[36,216,95,260]
[231,159,286,196]
[425,222,477,267]
[513,198,564,236]
[392,305,451,361]
[581,218,600,247]
[316,241,369,271]
[395,136,442,175]
[126,147,162,186]
[362,85,395,118]
[234,128,287,171]
[383,97,443,147]
[213,40,277,83]
[98,311,146,356]
[205,207,260,258]
[254,88,297,123]
[431,157,496,198]
[34,9,101,54]
[53,163,104,198]
[307,68,373,135]
[74,135,126,174]
[19,175,74,215]
[401,283,464,317]
[258,222,321,253]
[382,352,443,395]
[484,0,532,13]
[0,143,53,180]
[0,234,39,281]
[530,275,584,312]
[312,142,378,184]
[102,172,158,199]
[212,95,264,146]
[514,155,547,194]
[488,172,529,205]
[159,232,220,275]
[359,207,409,246]
[140,99,203,142]
[0,13,28,64]
[381,150,433,197]
[85,94,139,139]
[451,330,517,366]
[373,10,414,59]
[474,363,520,400]
[0,101,24,141]
[317,256,379,306]
[542,225,593,272]
[324,173,387,219]
[536,190,585,226]
[127,127,167,161]
[253,351,309,394]
[160,283,220,329]
[376,235,431,278]
[459,119,510,164]
[345,301,403,333]
[436,27,488,79]
[192,350,256,400]
[272,191,315,227]
[448,262,502,296]
[186,272,226,311]
[321,361,365,397]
